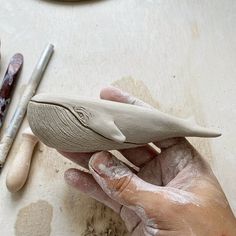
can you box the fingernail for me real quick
[104,86,131,103]
[89,151,114,175]
[108,86,148,107]
[111,86,130,99]
[89,151,129,178]
[107,86,124,95]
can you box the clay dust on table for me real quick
[15,200,53,236]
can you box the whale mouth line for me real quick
[29,100,144,146]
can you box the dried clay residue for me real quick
[63,188,129,236]
[82,207,128,236]
[15,200,53,236]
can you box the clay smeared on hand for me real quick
[27,94,221,152]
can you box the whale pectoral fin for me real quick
[88,119,126,143]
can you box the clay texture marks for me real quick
[27,101,138,152]
[27,94,221,152]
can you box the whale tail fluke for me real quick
[190,126,221,138]
[183,117,221,138]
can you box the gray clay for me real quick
[27,94,221,152]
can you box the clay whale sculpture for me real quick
[27,94,221,152]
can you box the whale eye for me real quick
[73,106,91,126]
[78,112,84,119]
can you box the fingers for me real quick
[58,151,93,169]
[64,168,121,213]
[100,86,153,108]
[86,151,201,230]
[120,145,158,167]
[89,151,165,216]
[59,146,158,170]
[58,138,183,170]
[155,138,211,187]
[132,222,160,236]
[120,206,141,232]
[65,168,141,232]
[137,157,162,186]
[154,137,186,150]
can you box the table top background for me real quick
[0,0,235,235]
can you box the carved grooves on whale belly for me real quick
[28,102,141,152]
[29,103,79,150]
[32,101,143,145]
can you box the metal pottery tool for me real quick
[0,53,24,128]
[0,43,54,168]
[6,127,38,192]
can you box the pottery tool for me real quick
[0,43,54,168]
[6,127,38,193]
[0,53,24,128]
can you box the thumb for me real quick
[89,151,167,218]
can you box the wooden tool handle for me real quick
[6,133,38,193]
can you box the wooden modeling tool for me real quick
[0,53,24,128]
[6,127,38,193]
[0,43,54,168]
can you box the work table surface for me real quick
[0,0,235,235]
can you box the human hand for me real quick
[61,87,236,236]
